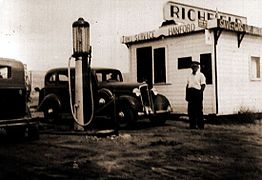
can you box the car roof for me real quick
[46,67,121,74]
[0,58,25,88]
[0,58,24,68]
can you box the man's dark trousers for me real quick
[187,88,204,129]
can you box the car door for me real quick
[44,71,72,112]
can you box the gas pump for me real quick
[70,17,94,130]
[68,17,118,134]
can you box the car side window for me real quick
[107,72,121,81]
[58,74,68,82]
[49,74,56,83]
[96,73,102,82]
[107,73,118,81]
[0,66,11,79]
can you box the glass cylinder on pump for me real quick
[72,17,90,57]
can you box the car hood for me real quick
[98,81,146,90]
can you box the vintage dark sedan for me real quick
[36,67,172,128]
[0,58,39,139]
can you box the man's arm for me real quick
[201,84,206,92]
[185,84,189,101]
[200,73,206,92]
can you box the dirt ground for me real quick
[0,116,261,180]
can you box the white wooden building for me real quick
[121,2,262,115]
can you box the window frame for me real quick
[177,56,192,70]
[153,47,167,84]
[200,53,213,85]
[136,46,153,85]
[250,56,261,81]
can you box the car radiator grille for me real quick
[139,84,154,114]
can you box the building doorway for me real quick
[136,47,153,86]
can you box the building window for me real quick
[136,47,153,86]
[250,56,261,80]
[178,57,192,69]
[0,66,11,79]
[154,48,166,83]
[200,53,212,84]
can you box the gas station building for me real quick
[122,2,262,115]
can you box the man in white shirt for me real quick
[186,61,206,129]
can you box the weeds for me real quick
[236,106,257,124]
[204,107,260,124]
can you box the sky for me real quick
[0,0,262,72]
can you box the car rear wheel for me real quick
[117,103,136,129]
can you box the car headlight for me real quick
[151,87,158,95]
[132,88,141,97]
[99,98,106,105]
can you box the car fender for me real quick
[153,94,171,111]
[118,95,142,112]
[37,93,62,111]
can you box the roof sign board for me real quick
[163,1,247,24]
[121,2,261,44]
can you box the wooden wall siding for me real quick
[216,32,262,114]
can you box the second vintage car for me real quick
[36,67,172,128]
[0,58,39,139]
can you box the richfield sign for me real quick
[121,1,257,44]
[163,1,247,24]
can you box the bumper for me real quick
[137,109,171,117]
[0,117,39,128]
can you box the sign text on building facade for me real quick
[218,19,262,36]
[121,23,197,44]
[163,1,247,24]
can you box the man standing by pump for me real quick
[186,61,206,129]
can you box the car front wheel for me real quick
[116,103,136,129]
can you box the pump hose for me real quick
[68,56,94,127]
